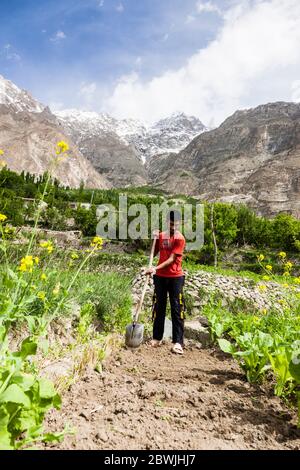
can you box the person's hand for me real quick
[144,267,156,276]
[152,230,159,239]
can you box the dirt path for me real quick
[46,341,300,450]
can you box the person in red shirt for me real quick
[145,210,186,355]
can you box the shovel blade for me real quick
[125,323,144,348]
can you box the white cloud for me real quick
[196,1,222,16]
[50,31,67,42]
[291,80,300,102]
[115,2,124,13]
[79,82,97,99]
[0,44,21,62]
[98,0,104,7]
[104,0,300,125]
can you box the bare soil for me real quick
[46,341,300,450]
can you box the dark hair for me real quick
[167,210,181,222]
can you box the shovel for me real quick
[125,236,157,348]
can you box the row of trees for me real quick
[1,168,300,258]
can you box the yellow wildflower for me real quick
[39,240,54,254]
[90,236,103,250]
[0,160,6,169]
[0,213,7,223]
[41,273,47,281]
[283,283,289,288]
[19,255,35,273]
[258,284,267,292]
[71,252,79,260]
[37,291,46,301]
[283,271,290,277]
[56,141,69,155]
[278,251,287,259]
[263,275,270,281]
[294,277,300,285]
[0,149,4,155]
[258,254,265,261]
[266,265,273,271]
[261,309,268,315]
[34,257,39,265]
[284,262,293,270]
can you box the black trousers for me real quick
[152,275,186,345]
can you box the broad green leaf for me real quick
[11,373,35,391]
[38,378,57,399]
[218,338,236,354]
[289,360,300,383]
[0,430,13,450]
[19,338,37,359]
[0,407,9,428]
[0,384,31,407]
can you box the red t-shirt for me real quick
[155,231,185,278]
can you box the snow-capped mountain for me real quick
[55,109,147,187]
[126,112,208,161]
[0,76,109,189]
[0,74,45,113]
[55,109,208,163]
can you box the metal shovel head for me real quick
[125,322,144,348]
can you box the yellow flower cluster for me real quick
[0,150,7,169]
[38,291,46,301]
[278,252,287,259]
[39,240,54,254]
[266,265,273,271]
[71,252,79,260]
[19,255,39,273]
[90,236,103,250]
[0,213,7,223]
[258,284,267,292]
[56,141,69,155]
[258,254,265,261]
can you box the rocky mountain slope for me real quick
[148,102,300,217]
[0,75,109,189]
[56,110,147,187]
[55,110,207,187]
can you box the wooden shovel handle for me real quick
[133,236,158,323]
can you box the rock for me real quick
[95,430,109,442]
[184,321,211,347]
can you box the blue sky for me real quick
[0,0,223,112]
[1,1,300,125]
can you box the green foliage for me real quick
[203,297,300,425]
[0,335,63,449]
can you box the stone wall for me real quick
[132,270,300,315]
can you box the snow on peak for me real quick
[0,74,45,113]
[55,108,207,161]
